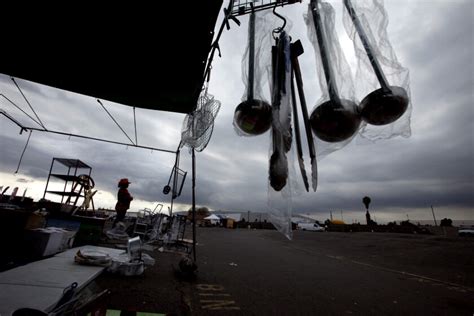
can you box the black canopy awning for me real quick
[1,1,223,114]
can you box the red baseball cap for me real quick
[118,178,131,186]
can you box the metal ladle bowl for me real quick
[310,99,361,143]
[233,99,272,135]
[359,85,408,125]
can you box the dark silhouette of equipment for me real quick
[43,158,94,213]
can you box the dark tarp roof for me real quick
[1,1,223,114]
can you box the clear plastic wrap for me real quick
[232,1,410,239]
[239,11,294,105]
[305,0,363,158]
[234,11,294,137]
[268,31,296,240]
[241,12,273,106]
[343,0,412,142]
[234,11,297,239]
[234,11,273,137]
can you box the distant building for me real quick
[222,213,242,222]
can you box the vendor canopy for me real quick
[0,1,222,114]
[204,214,220,220]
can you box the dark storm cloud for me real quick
[197,0,474,216]
[0,1,472,220]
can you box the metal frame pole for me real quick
[192,148,197,262]
[431,205,438,226]
[43,158,55,199]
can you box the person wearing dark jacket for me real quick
[113,178,133,227]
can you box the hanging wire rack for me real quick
[230,0,301,16]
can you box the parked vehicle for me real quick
[458,227,474,237]
[297,222,325,232]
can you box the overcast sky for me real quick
[0,0,472,224]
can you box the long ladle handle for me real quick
[247,12,256,100]
[310,0,341,104]
[344,0,391,92]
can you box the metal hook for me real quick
[272,7,287,35]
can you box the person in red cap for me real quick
[113,178,133,227]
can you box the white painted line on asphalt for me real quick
[277,243,473,294]
[346,258,474,294]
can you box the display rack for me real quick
[42,158,93,211]
[230,0,301,16]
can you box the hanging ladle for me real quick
[234,11,272,136]
[309,0,361,143]
[344,0,408,125]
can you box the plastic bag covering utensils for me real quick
[269,32,292,192]
[267,30,294,240]
[343,0,408,126]
[234,11,272,136]
[342,0,411,142]
[308,0,361,143]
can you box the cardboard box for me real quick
[26,227,77,257]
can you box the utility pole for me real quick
[340,210,344,222]
[248,210,250,222]
[431,205,438,226]
[363,196,371,225]
[330,210,333,221]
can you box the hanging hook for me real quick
[272,6,287,35]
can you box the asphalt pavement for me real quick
[97,227,474,315]
[186,228,474,315]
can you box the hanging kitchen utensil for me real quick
[291,40,318,192]
[290,62,309,192]
[266,8,295,241]
[343,0,408,126]
[269,31,292,192]
[234,11,272,136]
[308,0,361,143]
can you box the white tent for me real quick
[204,214,220,225]
[204,214,220,220]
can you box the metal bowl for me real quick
[360,86,409,125]
[310,99,361,143]
[233,99,272,136]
